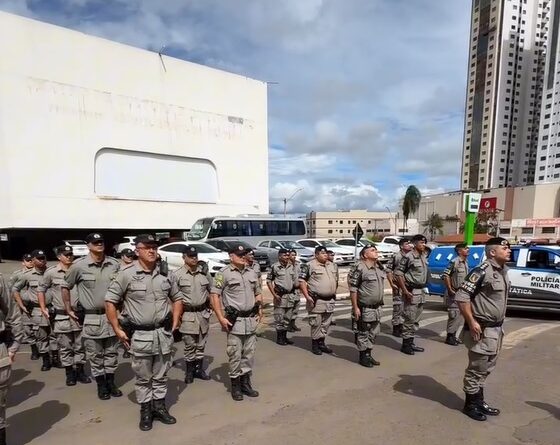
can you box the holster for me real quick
[356,317,368,332]
[0,330,14,348]
[224,306,239,326]
[47,305,57,324]
[159,260,169,277]
[274,285,294,296]
[75,302,86,325]
[24,301,34,314]
[119,316,135,340]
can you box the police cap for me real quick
[228,244,249,255]
[454,242,468,251]
[359,244,376,258]
[85,233,104,243]
[30,249,46,259]
[182,246,198,257]
[398,238,411,247]
[22,253,32,261]
[134,234,158,246]
[121,248,134,257]
[315,246,328,254]
[485,237,510,247]
[278,248,290,255]
[411,234,427,243]
[55,245,73,255]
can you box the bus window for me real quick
[289,220,306,236]
[251,221,266,236]
[267,221,289,236]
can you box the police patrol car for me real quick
[427,244,560,314]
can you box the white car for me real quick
[334,238,393,263]
[296,239,355,265]
[112,236,136,256]
[62,240,89,257]
[157,241,230,275]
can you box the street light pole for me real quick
[283,188,303,217]
[385,206,396,234]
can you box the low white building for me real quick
[0,11,268,256]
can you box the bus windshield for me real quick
[188,218,212,240]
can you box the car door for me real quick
[159,244,185,269]
[298,240,315,251]
[508,247,560,311]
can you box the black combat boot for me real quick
[76,363,91,384]
[392,324,402,337]
[311,339,322,355]
[40,353,52,371]
[445,333,460,346]
[365,349,380,366]
[411,341,425,352]
[105,373,122,397]
[65,366,77,386]
[230,377,243,401]
[30,344,40,360]
[95,375,110,400]
[240,373,259,397]
[152,398,177,424]
[318,338,333,354]
[463,392,487,421]
[51,350,63,368]
[288,320,301,332]
[477,389,500,416]
[0,427,5,445]
[139,402,153,431]
[401,338,415,355]
[194,359,211,381]
[359,350,373,368]
[276,330,288,346]
[284,332,294,345]
[184,361,195,384]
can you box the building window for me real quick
[327,229,333,234]
[521,227,534,235]
[328,220,333,224]
[542,227,555,234]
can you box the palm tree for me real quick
[422,213,444,241]
[402,185,422,232]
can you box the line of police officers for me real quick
[0,233,512,441]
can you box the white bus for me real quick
[187,216,307,243]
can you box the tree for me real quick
[459,209,500,235]
[402,185,422,232]
[422,213,444,240]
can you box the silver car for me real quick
[256,240,314,264]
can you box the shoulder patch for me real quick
[213,272,224,289]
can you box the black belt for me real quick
[311,293,336,301]
[359,303,382,309]
[406,284,426,290]
[464,320,503,330]
[238,308,258,317]
[132,319,171,331]
[275,286,296,296]
[184,302,210,312]
[54,309,67,315]
[84,309,106,315]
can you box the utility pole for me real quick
[283,188,303,217]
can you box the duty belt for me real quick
[183,301,210,312]
[238,306,260,317]
[275,285,295,296]
[54,309,68,315]
[358,303,382,309]
[84,308,106,315]
[405,283,427,290]
[464,319,504,330]
[311,293,336,301]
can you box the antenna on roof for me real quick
[158,45,167,72]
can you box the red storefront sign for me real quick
[479,197,497,212]
[526,218,560,227]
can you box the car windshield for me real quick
[187,218,212,240]
[188,243,220,253]
[278,240,305,249]
[319,240,339,248]
[66,240,86,245]
[225,240,255,249]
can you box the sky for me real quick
[0,0,472,214]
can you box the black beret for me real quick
[485,237,509,247]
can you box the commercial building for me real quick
[306,210,419,239]
[462,0,551,190]
[0,11,268,257]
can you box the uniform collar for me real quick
[360,260,378,269]
[87,253,110,266]
[134,262,158,276]
[183,265,201,275]
[229,264,247,273]
[488,258,505,271]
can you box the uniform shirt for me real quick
[170,265,212,307]
[266,262,297,293]
[63,254,120,310]
[247,261,262,293]
[455,259,509,324]
[38,265,76,310]
[12,268,45,304]
[106,262,176,327]
[442,257,469,297]
[299,259,338,297]
[7,267,29,292]
[0,274,24,357]
[389,251,404,273]
[393,250,428,288]
[347,260,386,306]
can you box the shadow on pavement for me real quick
[208,362,230,391]
[8,379,45,408]
[115,361,134,387]
[393,374,463,410]
[8,400,70,445]
[526,401,560,420]
[9,368,31,385]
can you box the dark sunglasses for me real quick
[61,253,74,257]
[91,241,105,246]
[35,256,46,261]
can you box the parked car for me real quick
[256,240,314,264]
[157,241,230,276]
[60,240,89,257]
[205,239,270,271]
[112,236,137,256]
[296,238,355,265]
[427,244,560,313]
[334,238,393,263]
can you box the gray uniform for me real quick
[211,265,260,379]
[170,265,212,362]
[443,257,468,335]
[299,259,338,340]
[8,268,35,346]
[0,274,23,431]
[455,260,509,395]
[106,263,177,404]
[63,255,120,378]
[267,262,298,331]
[394,250,428,340]
[38,265,85,367]
[291,261,302,323]
[389,251,405,326]
[348,261,386,351]
[12,268,53,354]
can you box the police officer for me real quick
[12,249,54,371]
[0,273,23,445]
[387,238,412,337]
[443,243,469,346]
[170,246,212,385]
[62,233,122,400]
[455,237,510,422]
[245,248,262,282]
[299,246,338,356]
[106,234,180,431]
[210,244,263,401]
[38,245,90,386]
[120,248,135,266]
[267,248,298,346]
[8,254,36,359]
[394,234,429,355]
[348,245,385,367]
[287,249,302,332]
